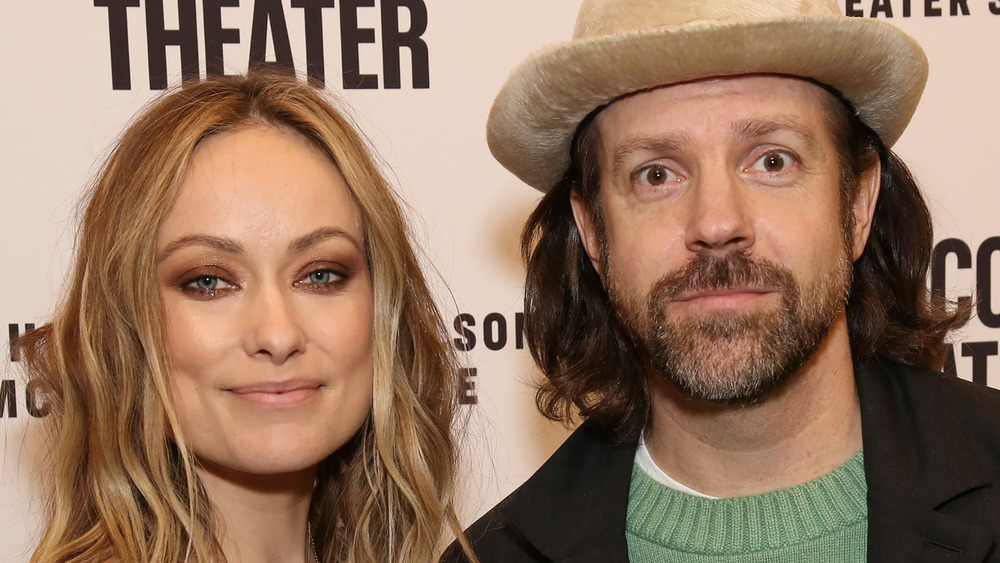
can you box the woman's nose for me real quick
[241,287,306,364]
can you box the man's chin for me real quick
[649,330,802,405]
[662,367,795,406]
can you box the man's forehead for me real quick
[596,75,840,137]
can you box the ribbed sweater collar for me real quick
[626,450,867,553]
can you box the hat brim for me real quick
[487,17,928,192]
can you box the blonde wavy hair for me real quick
[17,71,472,562]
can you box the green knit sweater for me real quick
[626,451,867,562]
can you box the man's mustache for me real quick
[652,250,796,302]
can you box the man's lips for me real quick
[225,379,325,407]
[670,287,776,309]
[672,287,774,301]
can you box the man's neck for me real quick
[643,314,863,498]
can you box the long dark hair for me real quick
[521,94,971,442]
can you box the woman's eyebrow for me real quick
[157,228,363,263]
[289,227,363,255]
[157,235,243,263]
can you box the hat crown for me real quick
[574,0,842,38]
[489,0,927,191]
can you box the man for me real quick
[446,0,1000,561]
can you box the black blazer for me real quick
[444,361,1000,562]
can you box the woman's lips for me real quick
[226,379,324,407]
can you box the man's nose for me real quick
[241,286,306,365]
[682,167,755,254]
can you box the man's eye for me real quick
[635,164,677,187]
[752,152,792,172]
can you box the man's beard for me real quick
[607,248,852,405]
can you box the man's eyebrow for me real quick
[289,227,364,255]
[732,117,820,154]
[611,134,688,176]
[158,235,243,263]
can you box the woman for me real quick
[17,71,472,562]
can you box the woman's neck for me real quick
[196,462,317,563]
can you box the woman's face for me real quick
[157,126,374,476]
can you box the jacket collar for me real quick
[500,422,635,562]
[856,360,997,561]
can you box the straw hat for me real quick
[487,0,928,192]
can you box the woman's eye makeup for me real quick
[180,272,236,298]
[168,253,357,299]
[192,275,220,290]
[294,266,347,292]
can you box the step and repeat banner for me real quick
[1,1,998,559]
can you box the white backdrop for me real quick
[1,1,998,560]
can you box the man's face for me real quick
[570,75,876,403]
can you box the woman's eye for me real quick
[188,275,230,291]
[751,151,793,173]
[635,163,677,187]
[301,269,342,285]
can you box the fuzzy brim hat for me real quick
[487,0,928,192]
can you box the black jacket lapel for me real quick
[501,422,636,562]
[857,361,1000,562]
